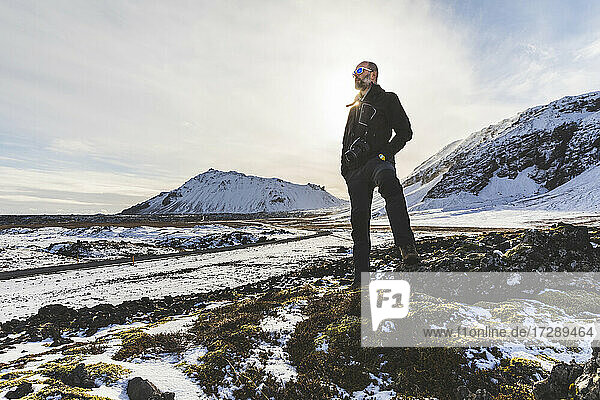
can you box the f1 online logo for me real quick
[369,280,410,331]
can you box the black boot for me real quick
[399,243,419,265]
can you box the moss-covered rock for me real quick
[112,328,190,361]
[184,285,316,395]
[62,340,108,356]
[86,362,131,385]
[21,379,113,400]
[0,370,36,389]
[286,288,470,399]
[39,355,83,379]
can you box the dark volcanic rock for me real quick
[533,361,584,400]
[5,382,33,399]
[46,240,91,258]
[127,377,175,400]
[501,223,598,272]
[381,223,599,273]
[37,304,78,325]
[60,363,97,388]
[42,323,73,347]
[573,348,600,400]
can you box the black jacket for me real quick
[341,83,413,177]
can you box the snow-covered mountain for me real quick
[121,169,347,214]
[400,91,600,212]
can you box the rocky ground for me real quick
[0,212,319,230]
[43,229,281,260]
[1,223,599,399]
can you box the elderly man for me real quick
[341,61,419,286]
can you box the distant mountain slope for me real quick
[122,169,347,215]
[401,91,600,212]
[512,164,600,212]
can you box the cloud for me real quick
[0,164,181,213]
[48,138,95,155]
[575,37,600,60]
[1,1,599,211]
[0,194,110,206]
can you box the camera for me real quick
[343,136,371,165]
[343,102,377,166]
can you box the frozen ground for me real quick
[0,231,356,322]
[270,203,600,232]
[0,316,209,398]
[1,211,599,399]
[396,208,600,229]
[0,225,400,323]
[1,276,597,400]
[0,223,300,272]
[2,207,600,322]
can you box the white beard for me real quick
[355,77,370,91]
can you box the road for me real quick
[0,231,331,281]
[0,232,353,322]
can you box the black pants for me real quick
[344,156,415,281]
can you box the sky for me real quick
[1,0,599,214]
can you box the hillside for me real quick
[401,91,600,212]
[122,169,347,215]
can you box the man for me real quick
[341,61,419,286]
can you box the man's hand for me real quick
[387,139,407,158]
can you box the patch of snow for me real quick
[260,301,306,337]
[181,346,208,364]
[0,338,53,364]
[85,352,207,399]
[144,315,197,336]
[243,300,308,383]
[513,164,600,212]
[245,343,298,383]
[507,273,522,286]
[315,340,329,353]
[351,383,396,399]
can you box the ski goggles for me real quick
[353,66,373,77]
